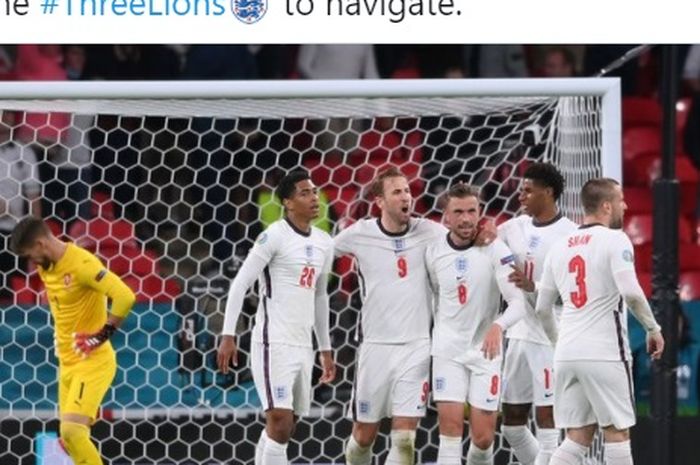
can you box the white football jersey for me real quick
[249,219,334,348]
[427,235,519,362]
[498,214,578,344]
[540,225,635,362]
[334,217,447,343]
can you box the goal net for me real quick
[0,79,620,465]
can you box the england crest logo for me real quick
[231,0,267,24]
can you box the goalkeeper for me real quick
[10,217,136,465]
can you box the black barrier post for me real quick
[650,44,680,465]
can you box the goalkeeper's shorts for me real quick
[59,350,117,422]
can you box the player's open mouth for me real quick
[401,207,409,213]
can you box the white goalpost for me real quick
[0,78,620,465]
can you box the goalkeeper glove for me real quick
[73,323,117,358]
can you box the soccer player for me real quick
[497,162,577,465]
[217,170,336,465]
[536,178,664,465]
[10,216,136,465]
[428,183,526,465]
[334,167,447,465]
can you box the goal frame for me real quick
[0,77,621,181]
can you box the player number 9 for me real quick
[397,257,408,278]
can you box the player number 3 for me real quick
[568,255,588,308]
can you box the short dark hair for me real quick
[276,170,311,201]
[10,217,50,254]
[442,182,481,206]
[370,167,406,198]
[523,162,565,201]
[580,177,620,214]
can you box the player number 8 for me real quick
[457,283,468,305]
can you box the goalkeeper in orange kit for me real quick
[10,217,136,465]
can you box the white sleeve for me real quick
[221,253,268,336]
[221,230,279,336]
[494,275,527,330]
[249,228,281,263]
[333,225,355,256]
[535,288,559,344]
[313,245,334,351]
[609,232,637,275]
[427,218,448,239]
[424,246,440,313]
[425,247,438,295]
[613,269,661,334]
[496,221,509,243]
[489,240,526,330]
[535,252,559,343]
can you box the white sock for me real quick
[345,434,372,465]
[549,438,587,465]
[536,428,559,465]
[466,443,493,465]
[385,429,416,465]
[255,430,268,465]
[605,440,633,465]
[262,436,288,465]
[437,434,462,465]
[502,425,538,465]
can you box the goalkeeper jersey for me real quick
[38,243,135,366]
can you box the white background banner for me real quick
[0,0,698,43]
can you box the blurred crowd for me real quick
[0,44,658,83]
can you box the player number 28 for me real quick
[299,266,316,288]
[568,255,588,308]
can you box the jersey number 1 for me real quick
[568,255,587,308]
[299,266,315,288]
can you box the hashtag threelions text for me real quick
[41,0,59,14]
